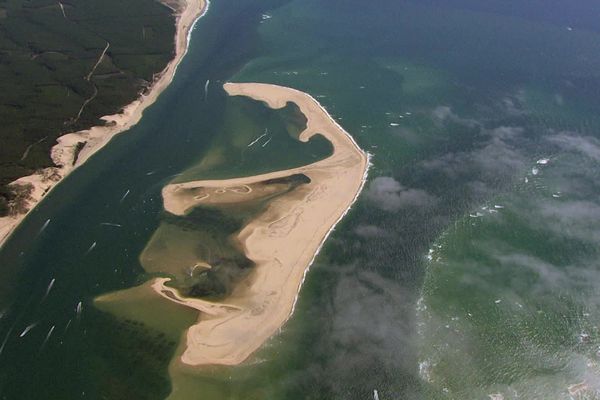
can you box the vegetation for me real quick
[0,0,178,216]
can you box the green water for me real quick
[2,0,600,399]
[173,97,331,182]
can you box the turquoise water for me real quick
[2,0,600,399]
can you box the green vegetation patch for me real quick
[0,0,177,215]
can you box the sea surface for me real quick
[2,0,600,399]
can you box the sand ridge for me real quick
[0,0,208,248]
[155,82,370,366]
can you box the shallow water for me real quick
[2,0,600,399]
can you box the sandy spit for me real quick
[0,0,208,248]
[156,82,370,366]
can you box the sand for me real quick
[0,0,208,248]
[155,82,370,366]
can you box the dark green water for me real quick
[2,0,600,399]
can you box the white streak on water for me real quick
[63,319,72,335]
[100,222,122,228]
[19,323,37,338]
[120,189,130,203]
[85,242,97,255]
[40,325,55,349]
[261,137,272,148]
[248,133,267,147]
[42,278,56,301]
[38,219,51,235]
[58,2,67,19]
[0,325,16,355]
[204,79,210,101]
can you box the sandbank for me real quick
[155,82,370,366]
[0,0,208,248]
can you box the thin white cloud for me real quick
[366,177,437,211]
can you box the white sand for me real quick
[155,82,370,366]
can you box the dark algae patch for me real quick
[145,172,311,300]
[155,206,256,300]
[0,0,177,215]
[85,311,177,400]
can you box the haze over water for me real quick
[1,0,600,399]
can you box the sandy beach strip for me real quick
[155,82,370,366]
[0,0,208,248]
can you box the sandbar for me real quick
[155,82,370,366]
[0,0,208,248]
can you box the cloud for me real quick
[499,92,528,117]
[421,126,527,191]
[487,246,600,306]
[431,106,454,122]
[535,200,600,243]
[366,177,437,211]
[471,127,525,174]
[325,268,420,382]
[547,133,600,161]
[486,126,524,140]
[494,252,570,291]
[540,200,600,222]
[285,264,423,399]
[353,224,389,238]
[554,94,565,106]
[431,106,479,128]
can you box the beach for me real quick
[0,0,207,248]
[156,82,370,366]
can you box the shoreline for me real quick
[0,0,209,249]
[156,82,370,366]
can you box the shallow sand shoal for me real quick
[0,0,207,248]
[157,82,369,366]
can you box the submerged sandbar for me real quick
[157,82,369,366]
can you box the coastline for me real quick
[0,0,208,249]
[156,82,370,366]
